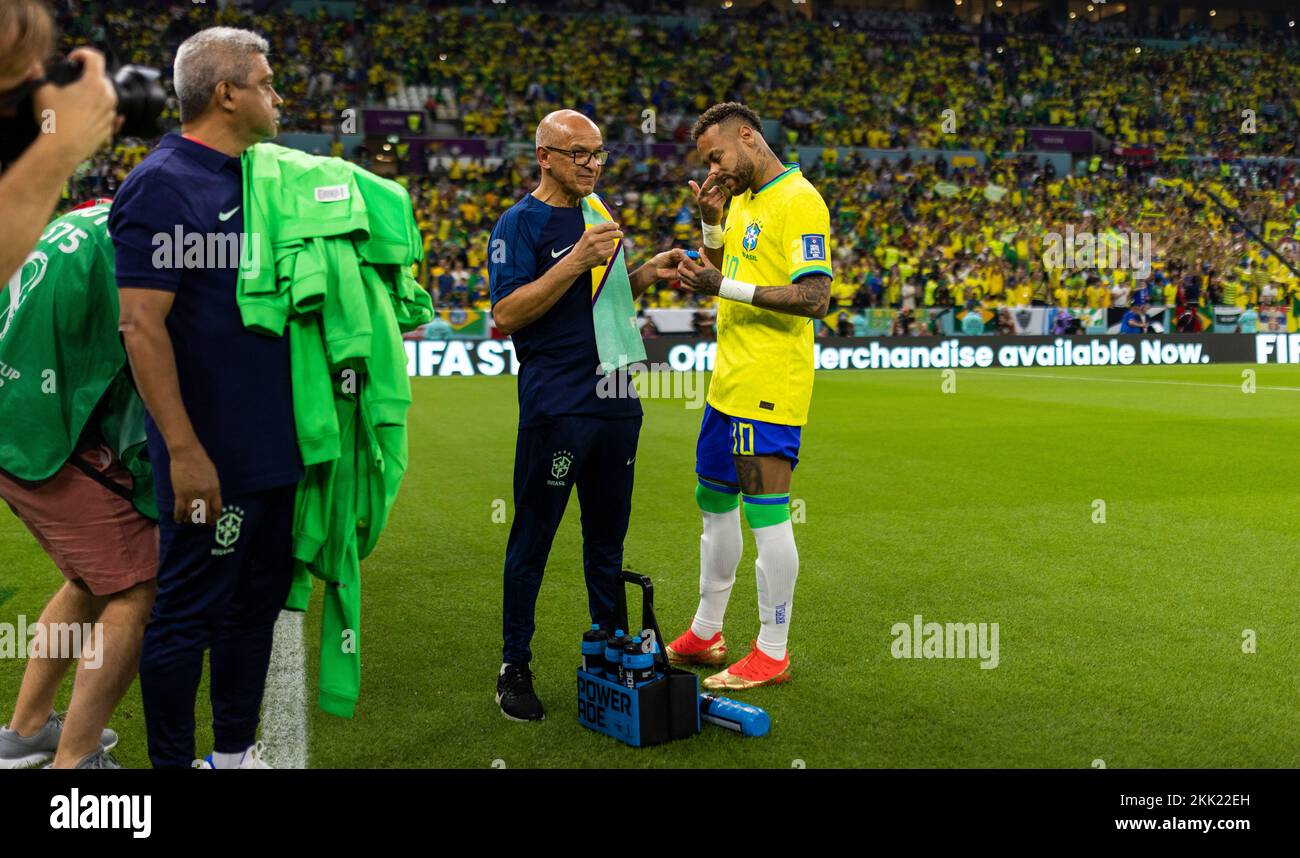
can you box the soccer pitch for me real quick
[3,363,1299,768]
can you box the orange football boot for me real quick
[665,629,728,666]
[702,641,790,690]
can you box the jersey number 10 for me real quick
[730,421,755,456]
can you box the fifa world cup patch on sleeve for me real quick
[802,234,826,261]
[315,184,350,203]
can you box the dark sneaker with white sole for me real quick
[0,712,118,769]
[496,663,544,721]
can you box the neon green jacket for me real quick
[0,202,155,520]
[239,143,431,718]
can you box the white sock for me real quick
[690,507,742,638]
[212,746,252,769]
[753,519,798,660]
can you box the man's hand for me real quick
[566,221,624,272]
[676,247,723,297]
[628,248,688,299]
[170,446,222,526]
[495,222,626,332]
[647,247,687,281]
[689,173,728,226]
[32,48,119,166]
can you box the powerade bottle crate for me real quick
[577,666,697,748]
[577,571,700,748]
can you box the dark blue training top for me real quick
[488,194,642,429]
[110,134,302,506]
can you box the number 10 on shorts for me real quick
[731,421,754,455]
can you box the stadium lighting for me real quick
[438,53,447,62]
[1134,47,1141,53]
[1291,20,1296,28]
[996,46,1004,53]
[1209,9,1216,16]
[1086,4,1094,11]
[721,0,732,8]
[832,20,841,28]
[954,0,962,6]
[1069,11,1077,19]
[995,0,1003,7]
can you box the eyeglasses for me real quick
[543,146,610,167]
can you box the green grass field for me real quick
[4,363,1300,768]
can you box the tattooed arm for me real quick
[750,274,832,319]
[676,253,832,320]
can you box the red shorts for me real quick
[0,445,158,596]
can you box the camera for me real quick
[0,58,166,172]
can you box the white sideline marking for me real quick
[976,371,1300,392]
[262,609,309,769]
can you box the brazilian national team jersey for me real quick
[709,164,831,426]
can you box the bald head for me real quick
[532,109,605,203]
[535,109,600,149]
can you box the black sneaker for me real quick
[496,663,545,722]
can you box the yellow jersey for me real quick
[709,164,832,426]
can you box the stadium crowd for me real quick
[400,151,1300,329]
[52,0,1300,155]
[45,0,1300,329]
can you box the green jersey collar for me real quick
[753,163,799,196]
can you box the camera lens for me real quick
[112,65,167,139]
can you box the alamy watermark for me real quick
[890,613,999,669]
[151,228,260,271]
[1042,226,1152,281]
[50,789,150,838]
[0,616,103,668]
[596,361,707,409]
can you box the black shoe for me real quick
[496,663,545,722]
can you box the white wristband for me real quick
[718,277,756,304]
[702,220,724,249]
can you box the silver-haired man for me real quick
[111,26,295,769]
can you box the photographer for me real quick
[1120,297,1151,334]
[997,306,1016,336]
[0,199,157,770]
[0,0,119,283]
[890,306,914,337]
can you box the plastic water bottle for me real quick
[623,635,655,688]
[699,694,770,737]
[581,624,608,674]
[605,629,628,683]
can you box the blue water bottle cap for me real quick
[590,623,600,631]
[615,629,625,637]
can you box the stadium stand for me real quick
[46,0,1300,325]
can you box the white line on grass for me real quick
[262,609,309,769]
[972,371,1300,392]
